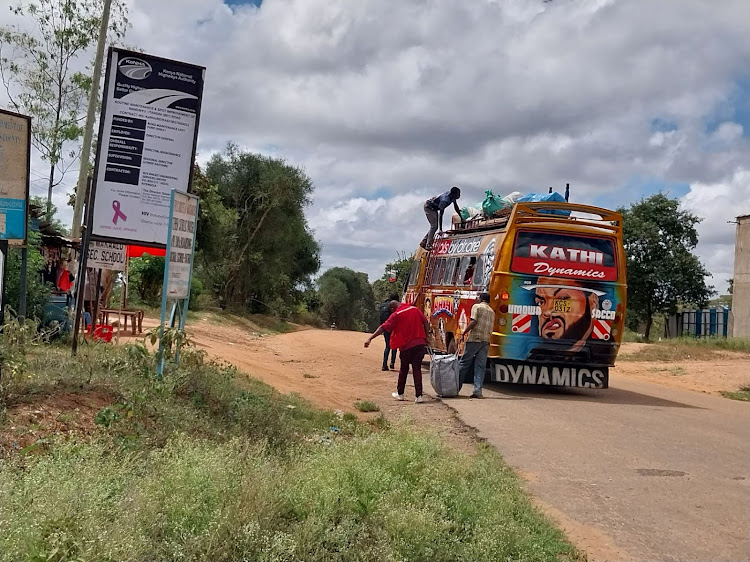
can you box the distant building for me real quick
[731,215,750,337]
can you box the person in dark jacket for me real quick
[379,293,400,370]
[420,186,462,250]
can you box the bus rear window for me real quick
[511,231,617,281]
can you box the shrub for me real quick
[355,400,380,412]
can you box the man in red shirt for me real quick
[365,300,431,403]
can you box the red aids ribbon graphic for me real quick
[112,200,127,225]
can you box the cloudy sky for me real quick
[3,0,749,291]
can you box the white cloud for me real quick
[2,0,748,285]
[681,168,750,292]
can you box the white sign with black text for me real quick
[91,48,204,246]
[166,191,198,299]
[87,241,126,271]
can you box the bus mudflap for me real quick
[492,360,608,389]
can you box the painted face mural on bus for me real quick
[479,238,496,290]
[523,277,603,344]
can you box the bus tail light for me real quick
[499,304,508,314]
[500,291,510,301]
[498,317,507,327]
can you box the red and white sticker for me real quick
[592,319,612,340]
[512,313,532,333]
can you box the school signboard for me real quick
[0,109,30,243]
[87,241,126,271]
[90,48,205,247]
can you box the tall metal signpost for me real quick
[0,108,31,323]
[72,47,205,358]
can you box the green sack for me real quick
[481,190,505,217]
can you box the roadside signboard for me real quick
[90,48,205,247]
[157,190,199,376]
[165,191,198,299]
[73,48,205,355]
[87,241,126,271]
[0,109,30,244]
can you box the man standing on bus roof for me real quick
[459,292,495,399]
[364,300,431,404]
[420,186,462,250]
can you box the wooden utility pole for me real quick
[71,0,113,238]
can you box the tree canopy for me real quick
[318,267,376,331]
[372,253,412,305]
[619,193,714,339]
[193,145,321,315]
[0,0,130,217]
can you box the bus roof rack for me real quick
[448,202,623,235]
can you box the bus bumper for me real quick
[491,360,609,389]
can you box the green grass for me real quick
[0,342,581,562]
[622,329,646,343]
[619,337,750,362]
[721,386,750,402]
[667,336,750,352]
[354,400,380,413]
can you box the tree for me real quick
[4,230,50,320]
[200,146,321,316]
[128,255,165,306]
[372,252,413,305]
[30,195,67,235]
[728,278,734,295]
[0,0,129,218]
[318,267,376,331]
[619,193,714,339]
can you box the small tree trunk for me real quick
[46,162,55,220]
[644,315,653,340]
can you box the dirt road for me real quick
[176,320,749,562]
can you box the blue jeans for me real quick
[459,341,489,395]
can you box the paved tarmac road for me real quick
[449,377,750,562]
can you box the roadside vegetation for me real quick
[354,400,380,413]
[619,336,750,362]
[0,334,580,561]
[721,386,750,402]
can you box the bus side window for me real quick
[443,257,459,285]
[458,256,477,286]
[408,258,422,286]
[431,258,446,285]
[471,256,484,288]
